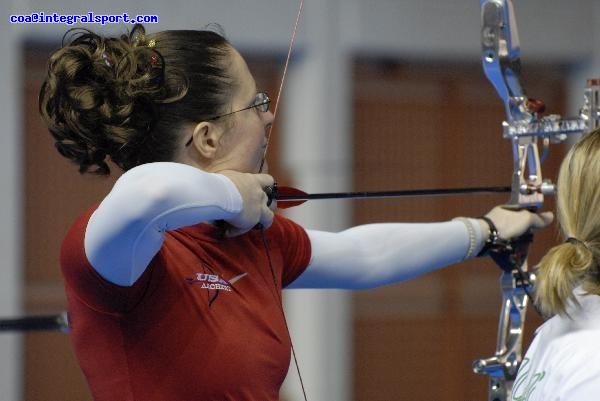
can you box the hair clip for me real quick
[130,24,146,47]
[102,51,113,67]
[147,39,156,48]
[146,50,164,84]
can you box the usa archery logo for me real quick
[185,272,248,292]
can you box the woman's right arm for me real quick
[84,162,272,286]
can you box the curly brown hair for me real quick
[39,24,232,175]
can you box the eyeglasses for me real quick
[209,91,271,121]
[185,92,271,147]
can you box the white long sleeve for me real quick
[288,219,484,289]
[84,162,243,286]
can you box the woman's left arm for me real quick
[287,207,552,290]
[288,219,482,289]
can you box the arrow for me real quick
[269,185,512,209]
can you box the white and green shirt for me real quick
[512,287,600,401]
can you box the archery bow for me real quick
[260,2,600,400]
[474,2,596,401]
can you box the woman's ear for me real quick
[189,121,224,159]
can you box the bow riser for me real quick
[510,138,543,208]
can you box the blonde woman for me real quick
[513,130,600,401]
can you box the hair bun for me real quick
[39,24,172,175]
[41,25,231,175]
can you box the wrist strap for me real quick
[452,217,478,260]
[477,216,500,257]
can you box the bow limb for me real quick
[481,0,545,208]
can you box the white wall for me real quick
[2,1,597,400]
[0,8,23,401]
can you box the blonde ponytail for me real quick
[536,240,594,316]
[534,129,600,316]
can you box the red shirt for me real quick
[61,208,311,401]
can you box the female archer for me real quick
[39,24,552,400]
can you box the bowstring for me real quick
[257,2,309,400]
[260,229,308,401]
[258,0,304,173]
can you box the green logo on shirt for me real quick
[512,358,546,401]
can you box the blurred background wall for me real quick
[3,0,600,400]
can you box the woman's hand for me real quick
[218,170,275,236]
[481,205,554,240]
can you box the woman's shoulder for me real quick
[62,205,100,246]
[515,327,600,401]
[269,212,307,236]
